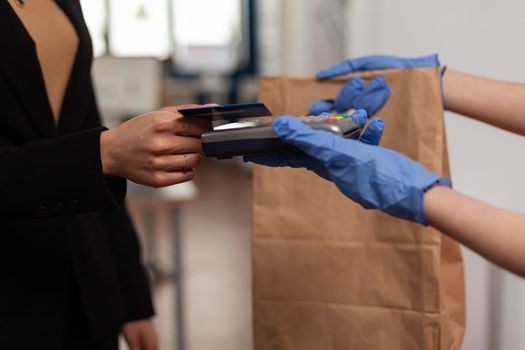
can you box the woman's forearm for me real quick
[425,186,525,278]
[443,70,525,136]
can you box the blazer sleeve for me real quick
[78,81,154,321]
[101,205,156,322]
[0,128,126,219]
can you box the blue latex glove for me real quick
[348,109,385,146]
[244,115,450,225]
[309,76,391,116]
[316,54,440,79]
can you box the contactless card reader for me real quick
[178,103,362,159]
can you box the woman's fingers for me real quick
[154,107,211,137]
[151,153,202,171]
[173,117,211,137]
[149,135,203,155]
[148,152,204,187]
[169,136,203,154]
[149,169,195,188]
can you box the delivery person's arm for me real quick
[317,54,525,137]
[246,115,525,279]
[443,70,525,136]
[426,186,525,278]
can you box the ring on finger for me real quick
[183,154,190,172]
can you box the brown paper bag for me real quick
[253,68,465,350]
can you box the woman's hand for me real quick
[100,105,211,188]
[122,319,159,350]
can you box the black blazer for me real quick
[0,0,154,346]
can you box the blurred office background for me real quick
[80,0,525,349]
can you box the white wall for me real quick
[258,0,348,76]
[346,1,525,349]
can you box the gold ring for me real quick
[183,154,190,172]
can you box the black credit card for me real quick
[178,102,273,121]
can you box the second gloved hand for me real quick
[314,54,444,109]
[316,54,440,79]
[245,115,450,225]
[309,76,391,117]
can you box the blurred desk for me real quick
[127,181,198,350]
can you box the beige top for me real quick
[8,0,79,124]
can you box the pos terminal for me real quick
[178,103,362,159]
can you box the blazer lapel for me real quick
[0,1,57,138]
[55,0,94,135]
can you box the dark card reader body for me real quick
[202,115,361,159]
[178,103,362,159]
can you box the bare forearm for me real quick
[443,70,525,136]
[425,186,525,277]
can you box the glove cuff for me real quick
[411,53,440,68]
[415,175,452,225]
[440,66,448,110]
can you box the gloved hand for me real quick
[298,109,385,147]
[316,54,440,79]
[314,53,444,110]
[309,76,391,117]
[244,114,450,225]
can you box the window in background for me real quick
[172,0,244,73]
[80,0,107,57]
[108,0,171,59]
